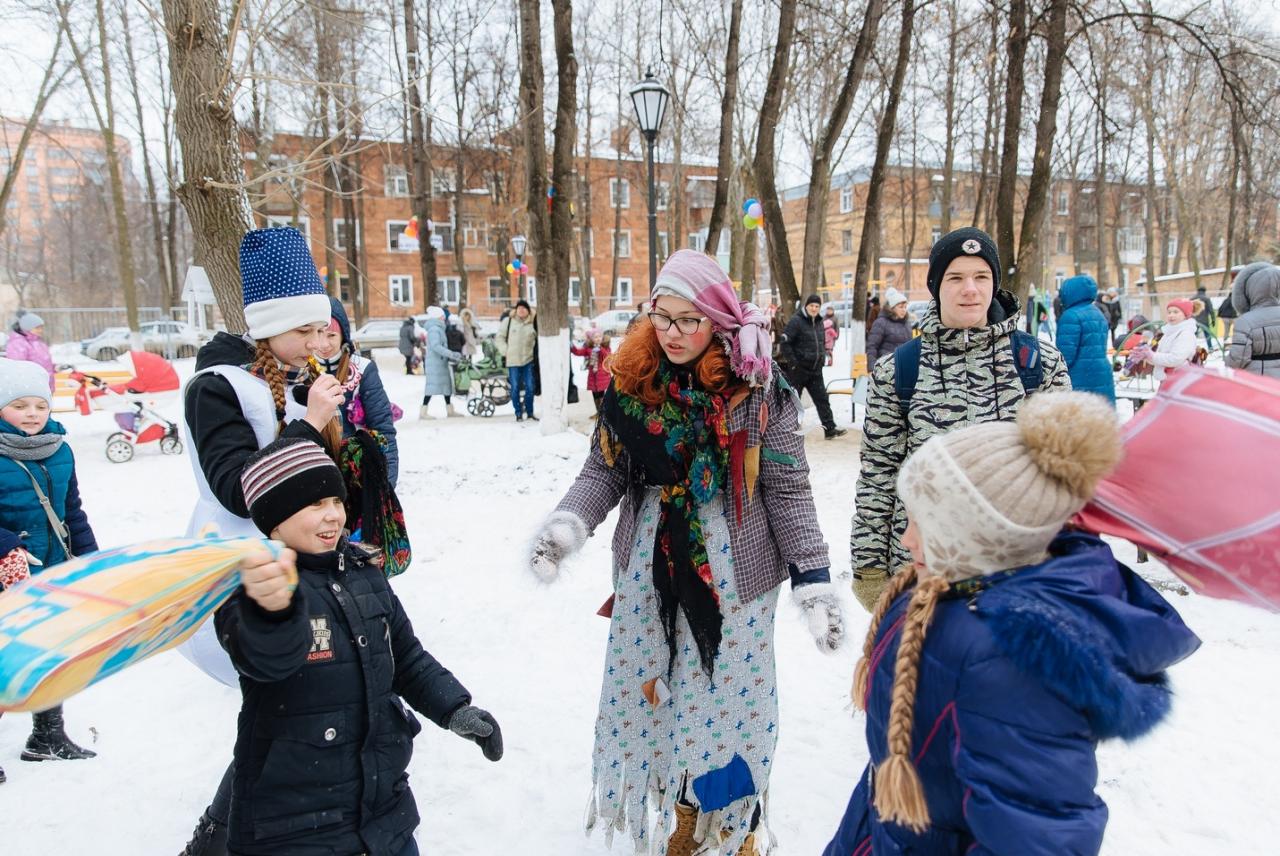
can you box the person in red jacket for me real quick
[570,327,613,412]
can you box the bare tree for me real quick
[752,0,799,313]
[704,0,742,256]
[160,0,255,332]
[0,31,66,238]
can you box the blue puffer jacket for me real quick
[1055,276,1116,403]
[0,418,97,569]
[824,531,1200,856]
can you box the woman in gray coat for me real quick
[1226,262,1280,380]
[420,306,462,418]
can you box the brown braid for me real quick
[852,564,919,709]
[873,573,950,833]
[252,340,288,432]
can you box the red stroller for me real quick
[71,351,183,463]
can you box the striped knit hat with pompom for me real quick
[240,438,346,536]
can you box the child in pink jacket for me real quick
[570,328,612,412]
[6,313,55,392]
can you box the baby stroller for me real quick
[71,350,182,463]
[453,338,511,417]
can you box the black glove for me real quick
[448,704,503,762]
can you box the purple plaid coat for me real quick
[554,372,829,601]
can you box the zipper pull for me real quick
[338,552,345,573]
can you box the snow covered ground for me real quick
[2,346,1277,854]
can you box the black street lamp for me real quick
[629,69,671,291]
[511,233,527,301]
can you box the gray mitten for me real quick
[793,582,845,653]
[448,704,503,762]
[529,511,588,582]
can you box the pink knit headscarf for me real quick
[650,249,772,386]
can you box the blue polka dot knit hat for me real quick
[240,227,332,340]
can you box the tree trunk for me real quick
[1095,52,1108,290]
[1010,0,1068,302]
[577,109,595,316]
[704,0,743,256]
[853,0,916,333]
[752,0,800,314]
[995,0,1028,281]
[402,0,438,310]
[800,0,883,298]
[971,4,1000,231]
[121,2,171,304]
[517,0,549,299]
[160,0,255,332]
[539,0,578,434]
[940,0,958,234]
[610,131,623,309]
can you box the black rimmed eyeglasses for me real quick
[648,311,707,335]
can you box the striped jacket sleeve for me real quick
[1039,342,1072,391]
[851,355,907,574]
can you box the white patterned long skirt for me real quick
[585,488,780,855]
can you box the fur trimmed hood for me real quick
[975,531,1201,739]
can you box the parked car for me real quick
[351,319,407,357]
[82,321,206,361]
[586,309,638,336]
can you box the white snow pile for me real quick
[1,351,1275,854]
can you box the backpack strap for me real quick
[16,462,73,560]
[1008,329,1044,394]
[894,330,1043,416]
[892,337,923,415]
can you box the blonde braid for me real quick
[852,564,919,709]
[252,341,288,432]
[872,574,950,833]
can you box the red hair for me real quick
[609,315,742,407]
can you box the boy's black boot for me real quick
[179,810,228,856]
[21,705,97,761]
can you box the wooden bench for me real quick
[51,369,135,413]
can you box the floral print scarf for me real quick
[601,362,732,677]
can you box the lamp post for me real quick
[511,233,527,302]
[629,69,671,292]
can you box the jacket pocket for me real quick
[250,710,357,823]
[253,807,345,841]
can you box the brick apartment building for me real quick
[247,133,721,322]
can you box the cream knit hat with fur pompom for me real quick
[896,392,1122,582]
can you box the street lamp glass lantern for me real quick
[511,234,527,256]
[629,71,670,137]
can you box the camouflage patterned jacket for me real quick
[851,299,1071,575]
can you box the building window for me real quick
[575,227,595,257]
[610,177,631,208]
[488,277,506,304]
[568,277,582,307]
[1166,236,1178,258]
[462,219,488,249]
[333,218,360,252]
[266,213,310,240]
[1056,231,1067,255]
[931,227,941,245]
[433,223,454,252]
[438,276,461,306]
[1054,270,1065,290]
[615,277,633,305]
[431,169,456,196]
[526,276,537,306]
[841,271,853,287]
[656,181,670,211]
[1057,190,1069,216]
[384,165,409,198]
[658,231,670,260]
[688,231,704,252]
[840,186,854,214]
[336,273,351,304]
[611,230,632,258]
[387,220,416,252]
[389,275,413,306]
[841,229,853,255]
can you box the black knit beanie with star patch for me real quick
[926,227,1001,300]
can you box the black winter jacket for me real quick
[185,333,325,518]
[215,541,471,855]
[780,312,827,377]
[865,313,913,367]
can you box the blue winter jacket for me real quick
[0,418,97,570]
[1055,276,1116,403]
[326,298,399,486]
[824,531,1200,856]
